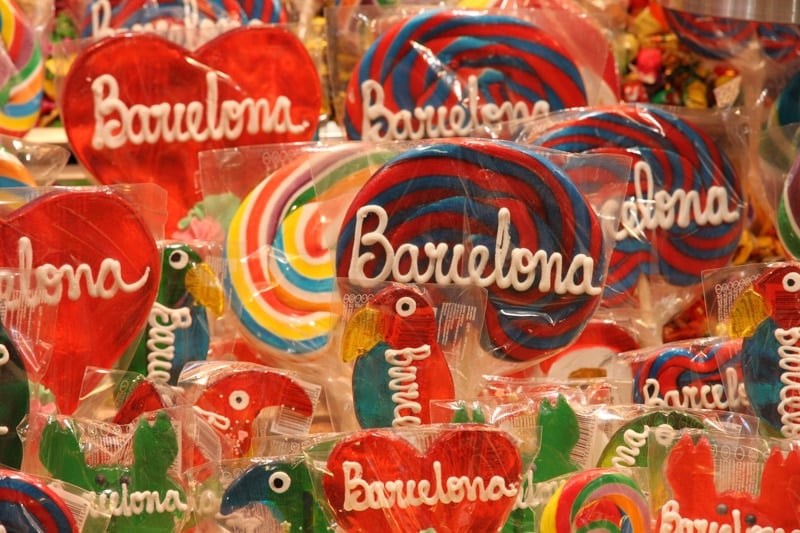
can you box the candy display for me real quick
[540,468,651,533]
[656,433,800,531]
[341,284,455,428]
[0,468,77,531]
[61,26,321,233]
[630,337,748,411]
[525,104,744,305]
[336,139,609,363]
[225,144,395,356]
[125,242,224,384]
[343,9,589,141]
[9,1,800,531]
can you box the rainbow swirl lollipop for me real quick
[0,0,43,137]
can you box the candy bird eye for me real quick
[229,390,250,411]
[715,503,728,515]
[169,250,190,270]
[783,272,800,292]
[396,296,417,317]
[269,471,291,494]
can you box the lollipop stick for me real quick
[636,274,661,346]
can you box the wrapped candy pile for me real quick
[1,0,800,531]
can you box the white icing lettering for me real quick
[349,206,600,295]
[192,405,230,431]
[145,302,193,383]
[617,161,740,241]
[613,424,676,468]
[91,72,309,150]
[640,367,749,410]
[342,460,517,512]
[775,326,800,438]
[384,345,431,427]
[90,485,188,517]
[659,500,800,533]
[360,76,550,141]
[0,237,150,309]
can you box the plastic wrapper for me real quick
[303,424,528,532]
[0,133,71,186]
[21,409,192,532]
[0,184,166,415]
[651,429,800,531]
[327,6,616,141]
[0,268,58,470]
[329,138,628,376]
[330,280,485,431]
[179,361,323,458]
[479,373,633,406]
[53,24,324,235]
[621,336,753,415]
[517,104,749,347]
[0,466,113,532]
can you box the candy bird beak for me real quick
[728,287,768,338]
[341,306,384,363]
[185,262,224,315]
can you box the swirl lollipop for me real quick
[344,9,588,141]
[0,0,43,137]
[757,23,800,64]
[336,139,606,363]
[225,144,395,355]
[662,8,757,60]
[0,469,77,532]
[527,105,744,304]
[540,468,651,533]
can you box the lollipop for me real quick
[225,144,395,355]
[0,469,76,532]
[344,9,588,141]
[0,0,43,137]
[778,157,800,259]
[757,23,800,64]
[336,139,606,362]
[632,337,747,411]
[539,468,651,533]
[662,9,757,60]
[527,105,744,302]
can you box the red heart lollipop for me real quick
[0,189,161,414]
[61,27,321,233]
[323,427,522,532]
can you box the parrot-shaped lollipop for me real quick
[219,459,328,532]
[732,263,800,436]
[341,284,455,429]
[192,367,317,458]
[126,243,224,384]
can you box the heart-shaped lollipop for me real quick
[61,27,321,233]
[0,189,161,414]
[322,427,522,531]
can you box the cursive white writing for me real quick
[349,206,600,295]
[91,72,309,150]
[617,161,740,241]
[659,500,800,533]
[384,345,431,427]
[775,326,800,438]
[145,302,193,383]
[342,460,517,511]
[613,424,676,468]
[640,367,749,410]
[359,75,550,141]
[0,237,150,308]
[89,485,188,517]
